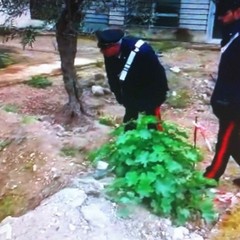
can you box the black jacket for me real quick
[104,37,169,111]
[211,21,240,119]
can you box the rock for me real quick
[189,233,204,240]
[81,204,109,228]
[172,226,189,240]
[0,188,88,240]
[70,176,104,197]
[91,85,105,96]
[170,66,181,73]
[94,73,105,81]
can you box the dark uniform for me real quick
[96,29,169,131]
[204,0,240,184]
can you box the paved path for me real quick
[0,57,97,87]
[0,35,101,87]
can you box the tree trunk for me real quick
[56,0,85,123]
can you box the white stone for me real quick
[91,85,105,96]
[172,226,189,240]
[170,66,181,73]
[81,204,109,228]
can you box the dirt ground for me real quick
[0,35,240,238]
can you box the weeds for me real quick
[26,75,52,89]
[151,41,179,52]
[0,194,26,222]
[0,52,13,69]
[89,115,217,225]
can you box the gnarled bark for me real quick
[56,0,85,123]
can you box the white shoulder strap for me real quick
[119,39,145,81]
[221,32,239,54]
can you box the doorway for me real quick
[207,0,221,43]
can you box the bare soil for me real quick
[0,35,240,237]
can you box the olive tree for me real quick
[0,0,148,124]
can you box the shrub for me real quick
[89,115,217,225]
[26,75,52,89]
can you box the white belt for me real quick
[119,39,145,81]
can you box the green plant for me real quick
[26,75,52,89]
[89,115,217,225]
[0,52,13,69]
[60,146,78,157]
[150,41,179,52]
[3,103,19,113]
[20,27,38,50]
[0,194,26,222]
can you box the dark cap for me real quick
[215,0,240,16]
[95,29,124,48]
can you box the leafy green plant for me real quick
[89,115,217,225]
[26,75,52,89]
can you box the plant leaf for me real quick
[125,171,139,186]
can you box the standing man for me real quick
[95,29,169,131]
[204,0,240,186]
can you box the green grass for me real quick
[150,41,179,52]
[26,75,52,89]
[0,52,14,69]
[0,194,26,221]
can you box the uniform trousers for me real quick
[204,119,240,180]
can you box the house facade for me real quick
[82,0,219,43]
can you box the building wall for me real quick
[82,0,212,42]
[179,0,210,31]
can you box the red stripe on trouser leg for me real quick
[205,121,235,179]
[155,106,163,131]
